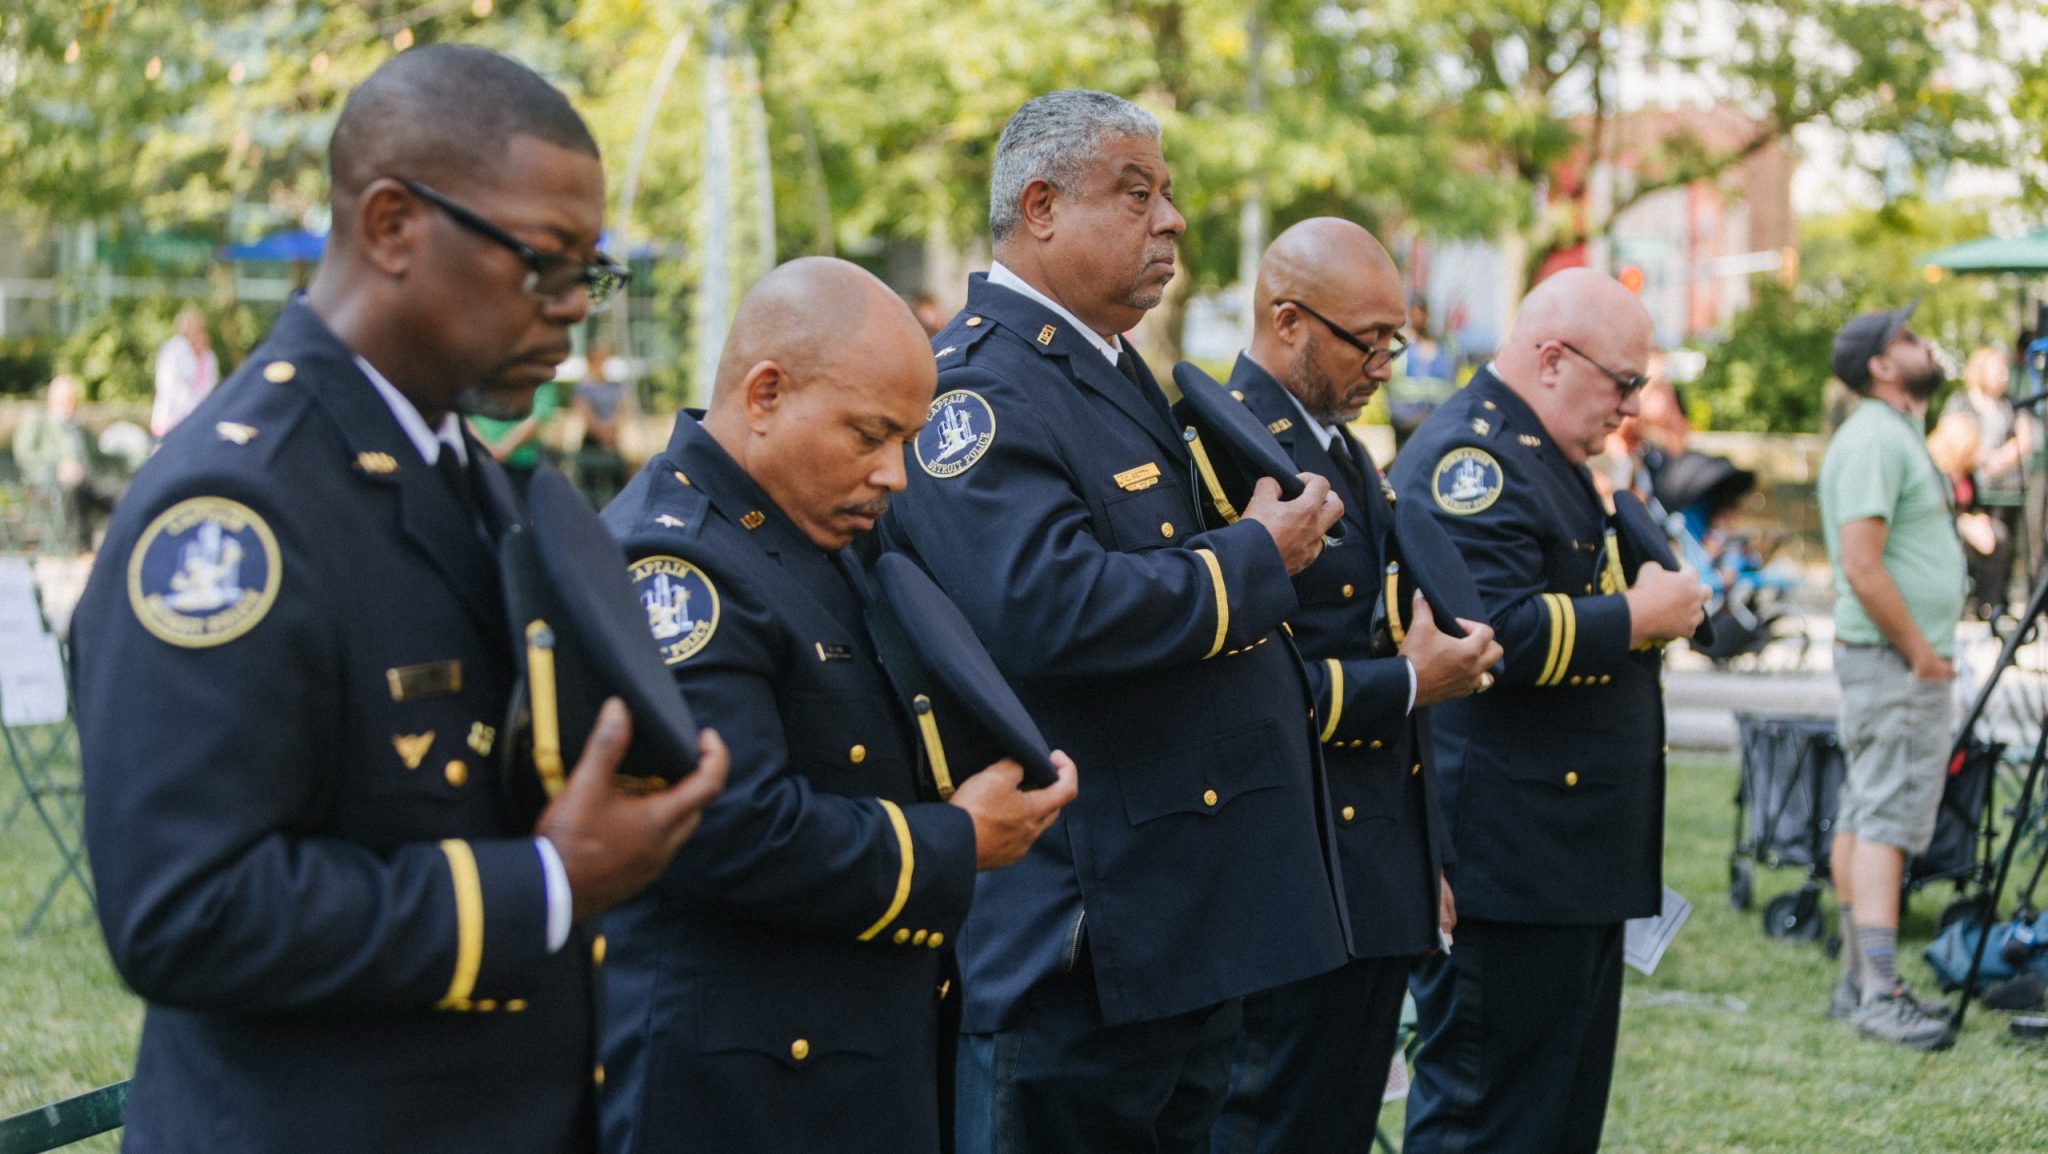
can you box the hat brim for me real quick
[1611,490,1714,647]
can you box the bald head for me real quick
[704,257,939,550]
[1249,218,1406,423]
[1496,269,1655,465]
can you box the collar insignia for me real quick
[655,514,685,529]
[215,422,257,445]
[1037,324,1056,346]
[740,510,766,531]
[355,451,398,474]
[393,732,435,770]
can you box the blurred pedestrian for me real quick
[150,304,219,439]
[1941,345,2028,616]
[1819,302,1963,1052]
[569,342,628,505]
[470,372,560,492]
[12,373,112,553]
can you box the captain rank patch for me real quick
[126,496,282,648]
[629,555,719,665]
[1431,447,1504,516]
[916,389,996,479]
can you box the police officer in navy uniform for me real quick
[596,258,1077,1154]
[1388,269,1707,1154]
[71,48,727,1153]
[1212,219,1501,1153]
[878,90,1351,1153]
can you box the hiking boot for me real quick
[1902,985,1959,1026]
[1851,988,1957,1051]
[1828,976,1860,1020]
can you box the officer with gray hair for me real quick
[880,89,1349,1153]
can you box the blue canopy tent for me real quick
[217,230,327,262]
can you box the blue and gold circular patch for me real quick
[1431,447,1504,516]
[629,555,719,665]
[915,390,996,479]
[126,496,282,648]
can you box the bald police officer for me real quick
[1390,269,1706,1154]
[1212,218,1500,1152]
[597,258,1077,1154]
[880,90,1351,1153]
[73,46,726,1153]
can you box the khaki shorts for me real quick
[1834,644,1953,855]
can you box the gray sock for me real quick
[1840,905,1861,983]
[1857,925,1899,999]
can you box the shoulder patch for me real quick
[1431,447,1504,516]
[126,496,282,648]
[916,389,996,479]
[629,555,719,665]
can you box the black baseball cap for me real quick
[498,466,701,824]
[1831,300,1918,391]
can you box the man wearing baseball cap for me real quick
[1817,300,1965,1050]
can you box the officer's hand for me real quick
[536,699,730,921]
[1401,591,1504,708]
[1242,474,1344,575]
[1623,562,1710,646]
[949,751,1079,871]
[1438,875,1457,947]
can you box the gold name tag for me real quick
[815,642,855,662]
[1113,462,1162,492]
[387,660,463,702]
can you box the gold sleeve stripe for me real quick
[856,799,916,942]
[1557,594,1578,682]
[1194,548,1229,659]
[436,839,485,1007]
[1537,593,1566,687]
[1319,658,1344,744]
[1184,430,1242,524]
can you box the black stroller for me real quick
[1729,713,1999,942]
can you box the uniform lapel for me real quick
[967,277,1187,462]
[278,301,509,642]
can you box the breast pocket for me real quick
[1118,719,1287,826]
[1100,484,1192,554]
[782,688,900,787]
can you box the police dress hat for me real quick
[864,552,1059,795]
[1831,299,1918,391]
[1371,496,1500,676]
[1171,362,1341,538]
[498,467,701,822]
[1610,489,1715,647]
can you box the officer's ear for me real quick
[352,178,425,280]
[738,359,792,432]
[1018,177,1060,242]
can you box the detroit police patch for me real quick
[126,496,282,648]
[916,389,996,479]
[629,555,719,665]
[1431,447,1504,516]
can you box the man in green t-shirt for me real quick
[1817,300,1966,1051]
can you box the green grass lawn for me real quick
[3,751,2045,1150]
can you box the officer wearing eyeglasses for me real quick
[1212,218,1500,1153]
[1388,268,1706,1154]
[72,45,725,1152]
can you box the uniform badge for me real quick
[629,555,719,665]
[1431,447,1504,516]
[916,389,997,479]
[126,496,282,648]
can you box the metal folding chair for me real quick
[5,708,92,938]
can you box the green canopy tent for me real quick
[1919,228,2048,352]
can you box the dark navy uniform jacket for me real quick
[1230,356,1446,958]
[1386,367,1664,925]
[597,415,977,1154]
[879,274,1350,1033]
[73,300,600,1153]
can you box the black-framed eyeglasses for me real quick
[1277,299,1409,370]
[399,179,630,312]
[1553,340,1649,396]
